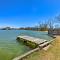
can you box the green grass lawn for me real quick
[23,36,60,60]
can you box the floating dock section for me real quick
[16,35,47,48]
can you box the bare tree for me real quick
[38,20,48,31]
[48,19,54,29]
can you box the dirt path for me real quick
[24,36,60,60]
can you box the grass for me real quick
[23,36,60,60]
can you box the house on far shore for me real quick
[48,28,60,35]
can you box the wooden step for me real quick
[43,45,51,51]
[39,41,51,48]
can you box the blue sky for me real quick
[0,0,60,27]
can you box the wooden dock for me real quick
[17,35,47,45]
[13,35,53,60]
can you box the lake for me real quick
[0,30,53,60]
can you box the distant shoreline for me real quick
[0,29,48,32]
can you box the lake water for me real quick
[0,30,53,60]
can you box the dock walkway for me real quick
[17,35,47,45]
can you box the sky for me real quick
[0,0,60,27]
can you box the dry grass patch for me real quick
[23,36,60,60]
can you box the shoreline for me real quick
[13,35,53,60]
[22,36,60,60]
